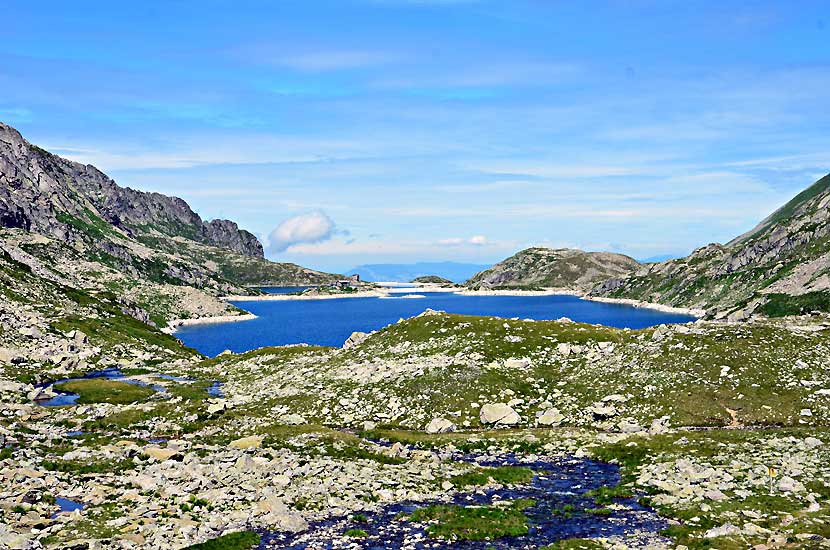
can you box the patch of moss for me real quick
[54,379,156,405]
[407,499,536,540]
[182,530,260,550]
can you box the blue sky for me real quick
[2,1,829,272]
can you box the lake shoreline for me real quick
[219,285,703,317]
[164,313,258,334]
[584,296,705,317]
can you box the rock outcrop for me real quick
[0,122,263,257]
[466,247,640,291]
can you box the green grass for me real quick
[344,529,368,538]
[450,466,534,487]
[41,458,135,475]
[407,499,536,540]
[584,484,633,505]
[759,291,830,317]
[54,379,156,404]
[182,531,260,550]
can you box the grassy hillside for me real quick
[593,174,830,318]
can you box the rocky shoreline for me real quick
[583,296,706,317]
[164,313,258,334]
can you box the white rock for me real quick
[281,414,307,426]
[479,403,521,426]
[343,331,369,348]
[649,416,671,435]
[704,523,741,538]
[777,476,805,493]
[425,418,456,434]
[537,408,565,426]
[229,435,263,449]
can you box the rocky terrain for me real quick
[466,248,640,291]
[2,122,830,549]
[592,174,830,320]
[2,306,830,549]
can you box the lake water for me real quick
[176,291,695,357]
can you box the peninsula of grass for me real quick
[450,465,534,487]
[54,379,155,404]
[183,530,260,550]
[407,499,536,540]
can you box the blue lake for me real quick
[176,291,695,357]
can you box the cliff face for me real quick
[0,122,338,327]
[591,174,830,318]
[0,122,263,257]
[466,247,640,291]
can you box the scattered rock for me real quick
[479,403,521,426]
[229,435,263,449]
[425,418,456,434]
[537,408,565,426]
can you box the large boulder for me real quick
[343,331,369,349]
[142,447,182,461]
[229,435,263,449]
[480,403,521,426]
[537,408,564,426]
[425,418,456,434]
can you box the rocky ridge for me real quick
[466,247,640,291]
[0,122,339,327]
[0,122,260,257]
[592,174,830,319]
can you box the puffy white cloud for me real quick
[439,235,489,246]
[268,211,336,252]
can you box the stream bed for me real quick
[259,454,669,549]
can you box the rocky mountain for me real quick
[592,173,830,319]
[466,247,640,291]
[0,122,338,326]
[0,122,262,257]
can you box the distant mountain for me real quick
[466,247,640,291]
[346,262,491,283]
[592,173,830,319]
[411,275,454,284]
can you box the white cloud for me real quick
[439,235,489,246]
[268,211,337,252]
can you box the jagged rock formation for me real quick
[466,247,640,291]
[0,122,338,326]
[592,174,830,318]
[0,121,262,257]
[0,123,336,319]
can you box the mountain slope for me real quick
[0,122,262,257]
[0,122,338,325]
[592,174,830,318]
[466,247,640,291]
